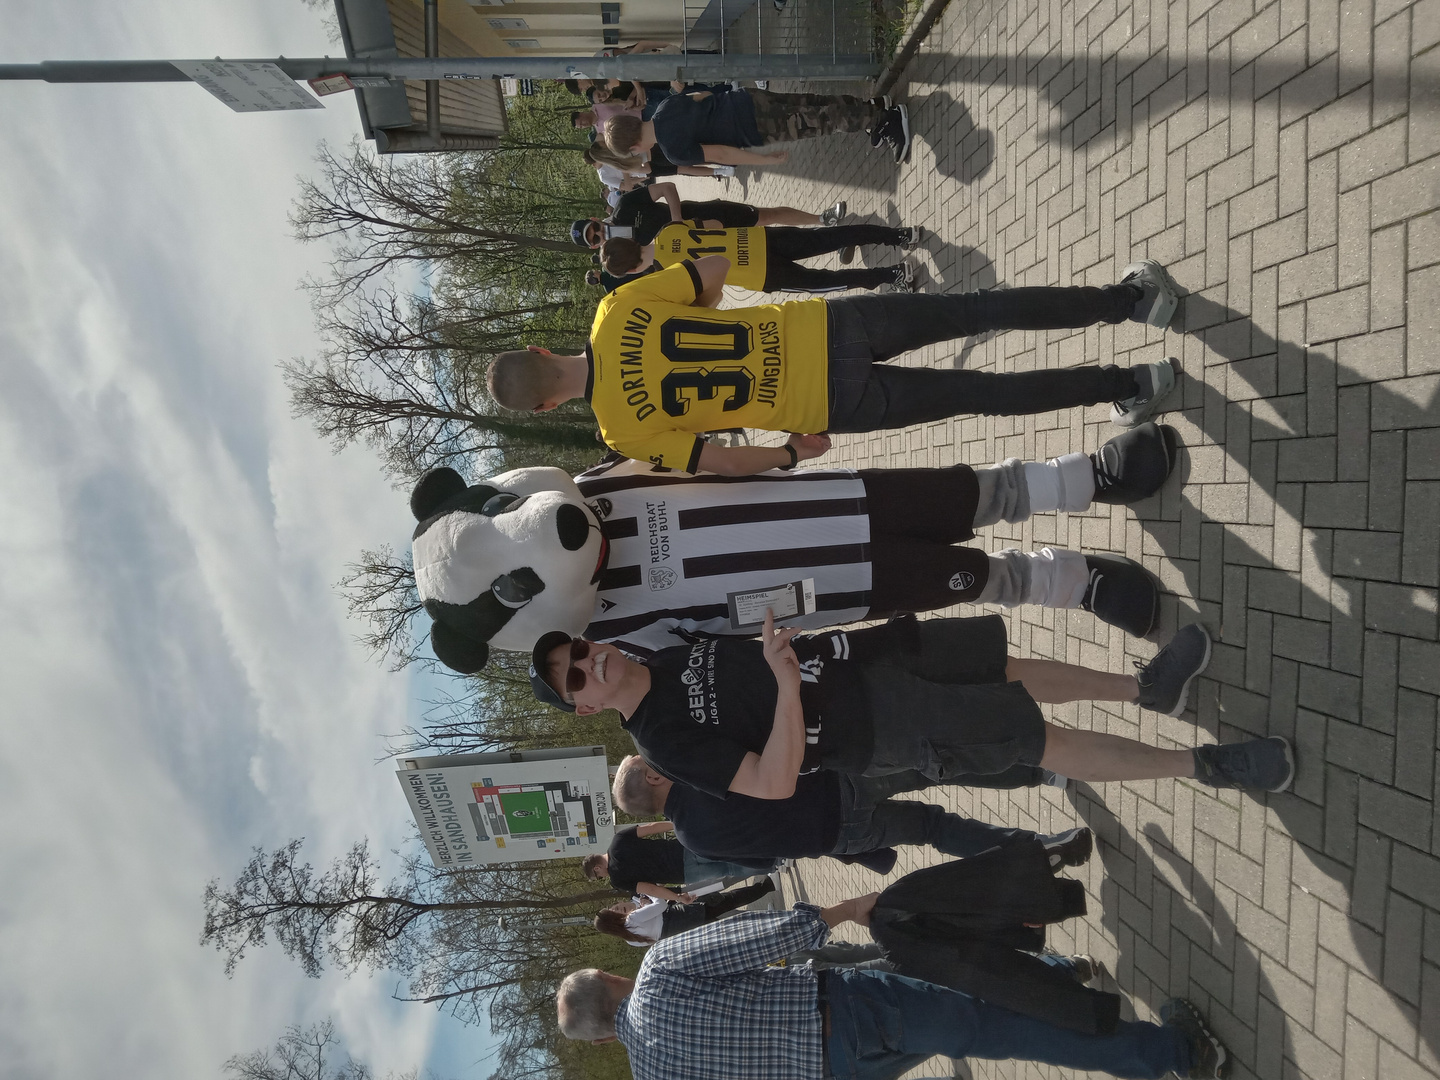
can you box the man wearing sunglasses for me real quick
[528,612,1295,803]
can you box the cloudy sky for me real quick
[0,2,485,1076]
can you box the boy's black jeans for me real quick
[824,288,1142,431]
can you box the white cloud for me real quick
[0,1,475,1077]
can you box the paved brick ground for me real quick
[671,0,1440,1074]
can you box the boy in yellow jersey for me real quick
[599,222,922,294]
[487,254,1181,476]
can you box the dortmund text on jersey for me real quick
[588,262,829,471]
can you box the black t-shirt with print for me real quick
[622,635,873,800]
[611,187,674,245]
[605,825,687,893]
[665,770,842,862]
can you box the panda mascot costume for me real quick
[409,424,1177,672]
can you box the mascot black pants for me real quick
[859,465,991,608]
[825,289,1142,431]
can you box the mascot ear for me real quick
[411,468,470,521]
[429,621,491,674]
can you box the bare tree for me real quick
[338,546,423,670]
[202,839,616,979]
[292,141,594,303]
[224,1019,381,1080]
[283,287,599,483]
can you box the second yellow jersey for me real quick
[651,221,769,292]
[588,261,830,471]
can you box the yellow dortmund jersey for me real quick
[588,261,830,471]
[652,221,769,292]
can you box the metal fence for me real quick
[679,0,880,64]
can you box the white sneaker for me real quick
[1119,259,1179,328]
[712,164,736,177]
[1110,357,1178,427]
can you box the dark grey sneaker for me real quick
[839,245,856,264]
[819,200,847,228]
[1193,736,1295,793]
[1042,826,1093,868]
[1120,258,1180,328]
[1111,358,1179,427]
[1160,998,1230,1079]
[1134,624,1212,716]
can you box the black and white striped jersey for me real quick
[576,456,873,655]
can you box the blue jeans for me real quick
[681,849,775,884]
[824,969,1190,1080]
[830,772,1037,857]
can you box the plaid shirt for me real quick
[615,904,831,1079]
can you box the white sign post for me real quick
[171,60,323,112]
[397,746,615,867]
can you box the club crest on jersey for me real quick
[649,566,677,591]
[948,571,976,592]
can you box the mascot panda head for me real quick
[409,466,607,673]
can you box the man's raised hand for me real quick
[761,608,802,690]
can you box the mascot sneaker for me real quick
[1111,358,1178,427]
[1120,258,1179,328]
[1193,737,1295,793]
[1135,624,1212,715]
[1160,998,1230,1079]
[1091,422,1179,503]
[1081,554,1160,637]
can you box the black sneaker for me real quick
[889,261,919,292]
[887,104,912,163]
[1193,737,1295,793]
[1092,423,1179,504]
[1159,998,1230,1079]
[1042,826,1092,868]
[1081,554,1160,637]
[819,200,847,227]
[868,110,894,148]
[896,225,924,249]
[1134,624,1211,716]
[839,245,856,264]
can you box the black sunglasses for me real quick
[562,638,593,696]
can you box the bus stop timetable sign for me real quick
[172,61,324,112]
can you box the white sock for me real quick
[1020,547,1091,608]
[1022,453,1095,513]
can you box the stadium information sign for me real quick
[398,746,614,867]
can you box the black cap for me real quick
[571,219,598,247]
[529,630,577,712]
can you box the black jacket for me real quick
[870,840,1122,1035]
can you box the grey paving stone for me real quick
[704,0,1440,1070]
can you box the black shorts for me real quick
[857,615,1046,778]
[680,199,760,228]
